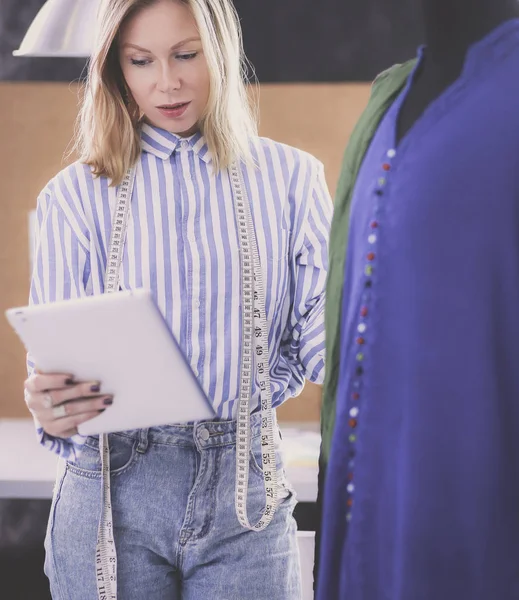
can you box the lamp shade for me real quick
[13,0,100,57]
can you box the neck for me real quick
[422,0,519,68]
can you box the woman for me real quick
[23,0,332,598]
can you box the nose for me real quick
[157,63,181,94]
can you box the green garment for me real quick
[320,60,417,463]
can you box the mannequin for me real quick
[397,0,519,141]
[316,2,519,598]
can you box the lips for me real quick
[156,101,191,120]
[157,102,189,109]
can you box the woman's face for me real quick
[119,0,210,136]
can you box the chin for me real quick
[157,120,197,137]
[172,124,198,137]
[144,112,199,137]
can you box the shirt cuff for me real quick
[34,416,88,461]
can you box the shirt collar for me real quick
[140,122,211,163]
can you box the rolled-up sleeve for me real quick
[282,161,333,384]
[27,187,91,460]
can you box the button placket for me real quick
[345,147,396,522]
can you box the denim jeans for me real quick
[44,413,301,599]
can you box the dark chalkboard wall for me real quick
[1,0,425,82]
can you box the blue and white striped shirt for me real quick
[28,123,332,459]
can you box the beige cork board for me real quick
[0,81,370,420]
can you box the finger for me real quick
[46,395,114,421]
[42,409,106,439]
[27,380,105,411]
[25,372,76,394]
[24,388,50,412]
[45,381,107,406]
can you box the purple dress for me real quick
[318,19,519,600]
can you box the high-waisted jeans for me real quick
[44,413,301,599]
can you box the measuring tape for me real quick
[96,159,278,599]
[97,166,135,600]
[229,164,278,530]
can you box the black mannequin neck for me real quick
[422,0,519,73]
[396,0,519,143]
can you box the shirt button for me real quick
[194,300,201,308]
[387,149,396,158]
[368,234,377,244]
[181,140,189,149]
[199,427,210,441]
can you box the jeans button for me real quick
[199,428,210,442]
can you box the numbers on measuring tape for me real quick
[95,167,136,600]
[230,163,278,532]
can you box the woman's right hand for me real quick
[24,371,114,438]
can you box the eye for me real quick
[176,52,198,61]
[130,58,151,67]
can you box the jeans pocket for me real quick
[66,433,139,478]
[249,435,296,503]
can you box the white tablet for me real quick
[6,289,216,435]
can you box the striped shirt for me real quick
[28,123,332,459]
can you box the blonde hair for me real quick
[74,0,258,185]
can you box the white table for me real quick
[0,419,320,502]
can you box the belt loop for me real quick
[136,428,150,454]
